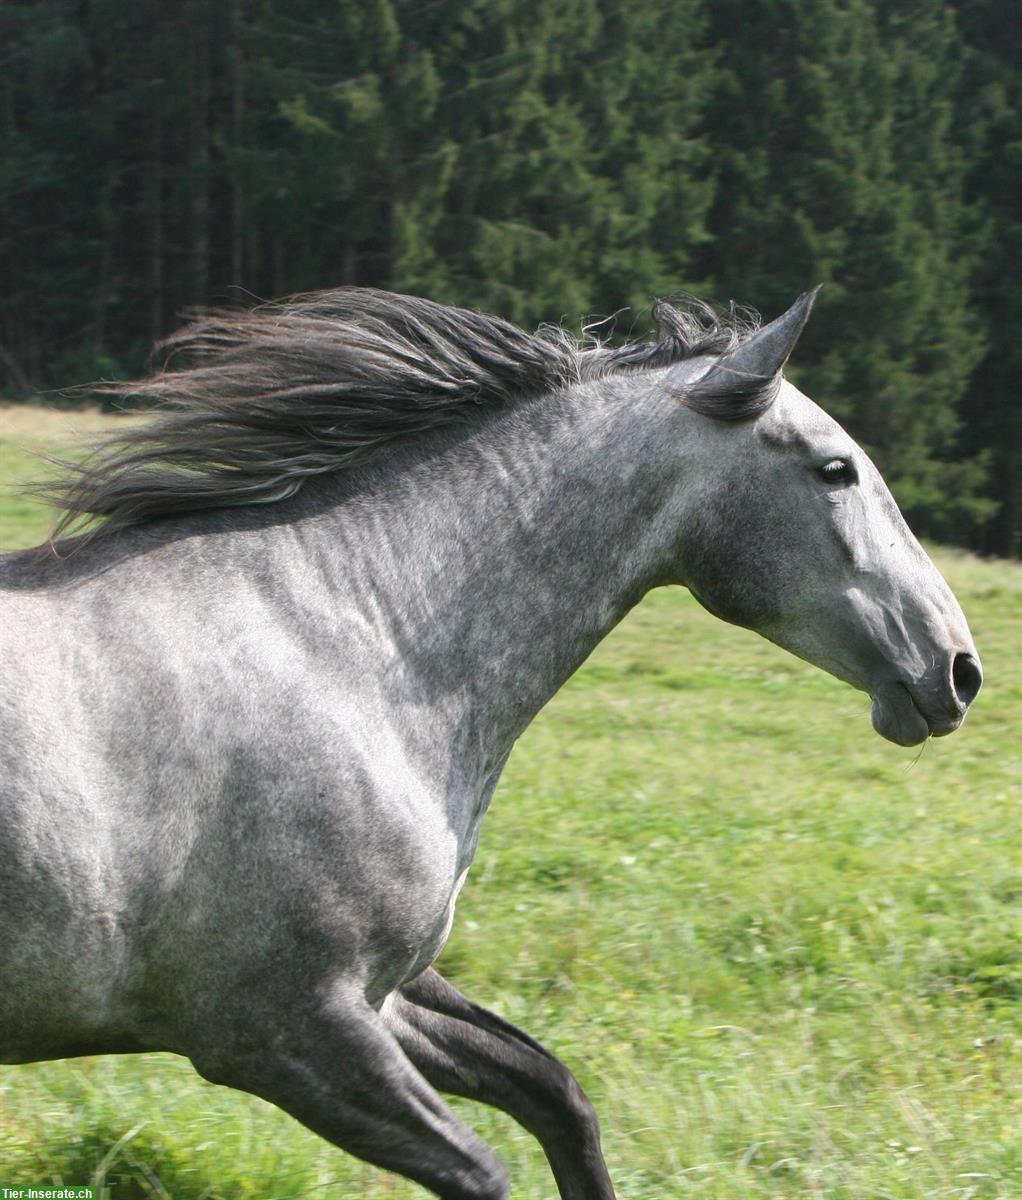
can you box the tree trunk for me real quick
[230,0,247,286]
[189,20,210,302]
[150,81,165,343]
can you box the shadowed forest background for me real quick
[1,0,1018,553]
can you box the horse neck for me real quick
[312,376,683,764]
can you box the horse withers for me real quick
[0,287,980,1199]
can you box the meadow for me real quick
[1,405,1019,1199]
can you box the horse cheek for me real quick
[681,478,795,631]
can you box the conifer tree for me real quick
[699,0,988,538]
[952,0,1021,554]
[0,0,1014,553]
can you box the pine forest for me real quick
[1,0,1018,553]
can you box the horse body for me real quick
[0,369,680,1061]
[0,289,981,1199]
[0,517,460,1058]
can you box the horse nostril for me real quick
[952,652,983,708]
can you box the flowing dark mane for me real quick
[41,288,768,539]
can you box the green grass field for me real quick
[1,405,1019,1199]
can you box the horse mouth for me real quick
[870,682,964,746]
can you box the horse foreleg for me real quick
[191,996,509,1200]
[389,969,617,1200]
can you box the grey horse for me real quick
[0,287,981,1199]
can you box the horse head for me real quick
[670,291,982,746]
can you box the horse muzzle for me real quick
[870,651,983,746]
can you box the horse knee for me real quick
[556,1069,601,1138]
[521,1052,600,1138]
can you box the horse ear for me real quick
[704,285,821,384]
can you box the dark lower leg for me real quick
[191,995,509,1200]
[390,969,616,1200]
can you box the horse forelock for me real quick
[38,288,766,539]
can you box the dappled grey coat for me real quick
[0,288,980,1200]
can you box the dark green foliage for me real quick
[0,0,1016,550]
[699,0,993,542]
[951,0,1022,556]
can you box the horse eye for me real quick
[818,458,856,484]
